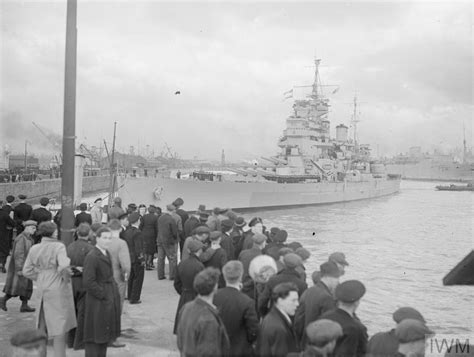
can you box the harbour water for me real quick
[242,180,473,336]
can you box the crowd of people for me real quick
[0,194,437,357]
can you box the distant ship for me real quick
[118,59,401,211]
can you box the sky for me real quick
[0,0,472,161]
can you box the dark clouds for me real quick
[1,1,472,160]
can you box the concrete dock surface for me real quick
[0,266,180,357]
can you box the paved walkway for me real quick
[0,265,180,356]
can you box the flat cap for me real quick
[197,204,206,213]
[188,240,204,253]
[320,261,341,278]
[252,233,267,245]
[283,253,303,269]
[288,241,303,251]
[221,219,234,230]
[128,212,140,224]
[18,194,27,200]
[248,217,263,227]
[335,280,365,303]
[10,328,47,347]
[6,195,15,203]
[194,226,210,235]
[128,203,137,210]
[166,204,176,211]
[209,231,221,241]
[295,247,311,260]
[393,307,426,324]
[23,220,37,227]
[329,252,349,266]
[270,227,280,235]
[40,197,50,206]
[395,319,434,343]
[213,207,222,215]
[275,230,288,243]
[172,197,184,207]
[306,319,343,347]
[234,217,246,227]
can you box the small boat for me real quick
[435,182,474,191]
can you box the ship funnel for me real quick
[336,124,348,142]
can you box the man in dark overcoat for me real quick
[83,227,121,357]
[0,205,17,273]
[30,197,52,243]
[230,217,246,258]
[213,261,259,357]
[122,212,145,303]
[173,240,205,334]
[319,280,368,357]
[140,206,158,270]
[294,261,340,348]
[13,194,32,234]
[66,223,94,350]
[2,195,15,257]
[0,220,36,312]
[172,197,189,257]
[157,204,179,280]
[177,268,230,357]
[183,204,206,239]
[257,282,300,357]
[74,203,92,227]
[238,233,266,300]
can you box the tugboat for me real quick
[117,59,401,211]
[435,181,474,191]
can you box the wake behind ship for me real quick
[118,59,401,211]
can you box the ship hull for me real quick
[117,177,401,211]
[386,162,474,182]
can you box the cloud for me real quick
[1,1,472,160]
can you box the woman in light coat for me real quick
[23,221,76,357]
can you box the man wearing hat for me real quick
[207,207,222,232]
[395,319,434,357]
[168,203,185,258]
[90,198,103,224]
[258,282,300,357]
[367,307,426,357]
[294,261,341,348]
[230,217,247,258]
[10,328,47,357]
[202,231,228,288]
[107,197,125,221]
[239,233,266,299]
[172,198,189,257]
[0,204,17,273]
[220,219,235,260]
[177,268,230,357]
[241,217,264,251]
[122,212,145,303]
[75,203,92,227]
[0,220,37,312]
[30,197,52,244]
[157,204,179,280]
[319,280,368,357]
[173,239,205,334]
[264,230,289,260]
[2,195,15,254]
[258,253,308,317]
[213,260,259,357]
[183,204,206,239]
[289,320,344,357]
[14,194,32,234]
[182,225,211,261]
[329,252,349,276]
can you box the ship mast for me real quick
[311,58,322,99]
[463,122,467,164]
[351,95,360,152]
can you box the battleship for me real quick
[117,59,401,211]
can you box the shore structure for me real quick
[118,59,400,211]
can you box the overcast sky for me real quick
[1,1,472,161]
